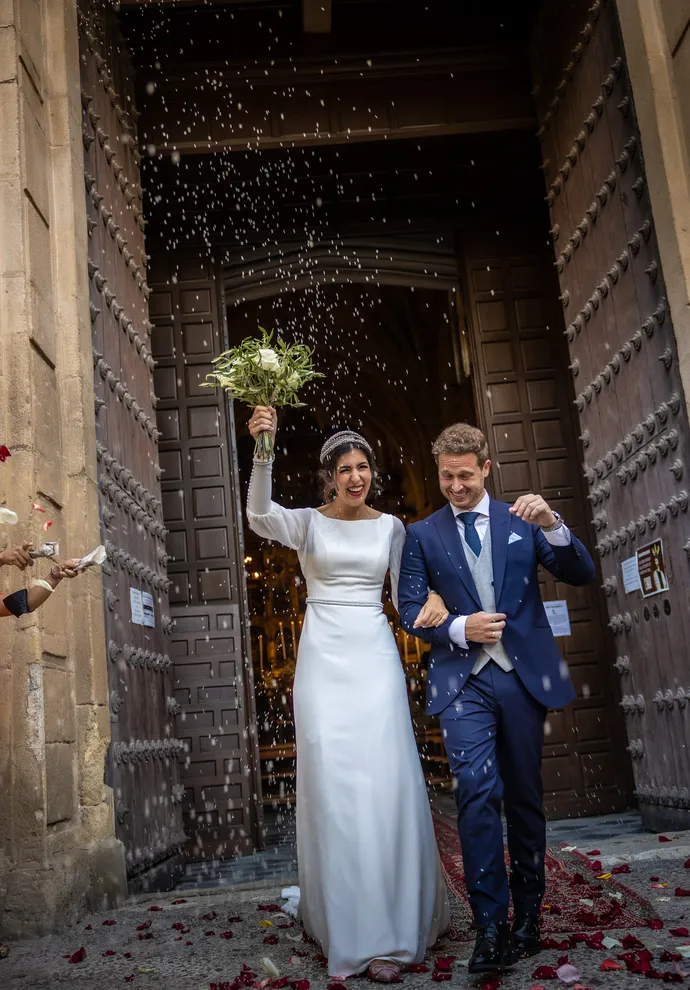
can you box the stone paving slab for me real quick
[1,853,690,990]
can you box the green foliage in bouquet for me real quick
[203,327,323,461]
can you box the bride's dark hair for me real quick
[318,440,383,502]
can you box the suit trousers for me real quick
[438,662,547,926]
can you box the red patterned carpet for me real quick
[433,814,656,942]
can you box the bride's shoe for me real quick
[367,960,401,983]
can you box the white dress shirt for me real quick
[448,492,571,650]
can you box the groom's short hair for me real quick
[432,423,489,466]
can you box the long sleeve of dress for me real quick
[388,515,407,612]
[246,459,311,552]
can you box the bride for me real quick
[246,406,451,981]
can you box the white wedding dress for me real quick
[247,461,450,977]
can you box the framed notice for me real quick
[636,539,669,598]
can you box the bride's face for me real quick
[332,448,372,507]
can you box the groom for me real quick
[398,423,595,974]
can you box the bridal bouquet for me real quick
[204,327,323,461]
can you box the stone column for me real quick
[0,0,125,936]
[617,0,690,417]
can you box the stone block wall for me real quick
[0,0,125,936]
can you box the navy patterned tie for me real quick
[459,511,482,558]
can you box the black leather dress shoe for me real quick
[512,911,541,957]
[468,921,518,974]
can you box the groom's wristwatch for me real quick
[542,512,564,533]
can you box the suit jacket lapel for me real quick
[434,503,482,609]
[490,497,510,605]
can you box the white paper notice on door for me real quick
[543,600,571,637]
[621,554,642,594]
[142,591,155,628]
[130,587,144,626]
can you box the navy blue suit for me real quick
[398,497,595,925]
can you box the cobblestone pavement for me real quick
[2,816,690,990]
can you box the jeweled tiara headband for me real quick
[319,431,373,465]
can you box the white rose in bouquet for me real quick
[204,327,323,461]
[254,348,282,373]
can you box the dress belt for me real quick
[306,597,383,610]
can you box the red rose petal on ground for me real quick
[172,922,186,931]
[148,905,163,912]
[205,931,216,937]
[104,950,117,957]
[278,923,295,929]
[659,836,672,842]
[599,960,624,971]
[258,905,283,913]
[43,520,53,531]
[228,916,243,922]
[532,965,558,979]
[431,974,451,983]
[622,935,645,949]
[124,976,135,983]
[585,850,600,856]
[185,940,193,945]
[289,981,310,990]
[684,858,690,869]
[103,919,117,926]
[433,957,456,972]
[481,980,502,990]
[172,898,187,904]
[405,965,429,973]
[85,924,93,930]
[137,920,152,931]
[202,911,217,921]
[264,935,279,945]
[648,919,664,930]
[271,979,290,989]
[571,873,587,886]
[124,952,132,959]
[669,927,689,937]
[138,932,154,940]
[68,947,87,964]
[674,888,690,897]
[659,951,682,963]
[0,446,11,462]
[220,931,234,939]
[611,864,631,874]
[650,876,660,883]
[589,861,602,872]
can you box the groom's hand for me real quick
[509,493,556,528]
[465,611,506,644]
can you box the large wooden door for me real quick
[79,4,187,884]
[463,228,632,818]
[148,255,263,860]
[532,0,690,829]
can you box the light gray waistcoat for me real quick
[460,522,515,675]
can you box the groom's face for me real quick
[437,453,491,511]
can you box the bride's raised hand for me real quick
[414,590,449,628]
[249,405,277,442]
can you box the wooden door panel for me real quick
[149,254,263,859]
[532,0,690,828]
[463,229,632,818]
[79,2,186,884]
